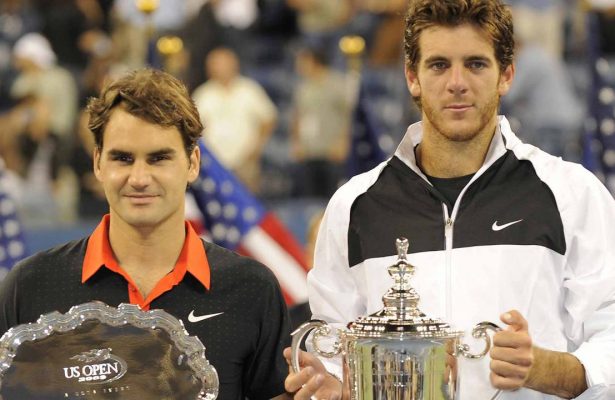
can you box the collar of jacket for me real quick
[394,115,520,185]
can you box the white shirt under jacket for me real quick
[307,116,615,399]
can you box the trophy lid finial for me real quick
[347,237,461,338]
[388,237,414,291]
[396,237,409,260]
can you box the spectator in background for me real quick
[32,0,106,74]
[290,46,352,198]
[286,0,351,63]
[211,0,260,64]
[357,0,407,66]
[0,0,40,111]
[111,0,189,70]
[501,39,584,161]
[0,33,79,223]
[183,0,267,90]
[505,0,566,57]
[181,1,224,91]
[5,33,78,179]
[193,47,277,194]
[1,33,75,186]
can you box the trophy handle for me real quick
[291,319,342,373]
[457,321,503,400]
[457,321,502,359]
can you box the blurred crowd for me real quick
[0,0,614,230]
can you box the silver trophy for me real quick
[291,238,502,400]
[0,302,218,400]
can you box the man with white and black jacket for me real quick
[283,0,615,399]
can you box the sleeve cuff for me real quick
[573,345,603,387]
[572,384,608,399]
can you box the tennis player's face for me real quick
[94,108,199,231]
[405,24,513,143]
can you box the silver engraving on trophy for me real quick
[291,237,502,400]
[0,302,218,399]
[65,347,128,384]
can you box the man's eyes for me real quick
[112,154,133,163]
[109,155,171,163]
[429,62,448,71]
[149,155,171,163]
[467,61,487,70]
[427,60,488,71]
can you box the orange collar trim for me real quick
[82,215,210,290]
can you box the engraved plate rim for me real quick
[0,301,218,400]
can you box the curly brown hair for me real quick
[404,0,514,73]
[87,68,203,156]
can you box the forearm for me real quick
[250,120,275,161]
[525,346,587,398]
[259,119,275,145]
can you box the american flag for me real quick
[189,141,309,305]
[582,12,615,193]
[0,160,28,281]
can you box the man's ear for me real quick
[405,64,421,98]
[187,145,201,184]
[498,63,515,96]
[93,147,102,182]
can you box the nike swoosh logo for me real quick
[492,219,523,231]
[188,311,224,323]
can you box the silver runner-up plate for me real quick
[0,302,218,400]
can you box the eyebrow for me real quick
[424,55,448,64]
[423,55,493,64]
[106,149,131,158]
[148,148,177,158]
[465,55,493,64]
[106,148,178,158]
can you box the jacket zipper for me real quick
[443,205,454,321]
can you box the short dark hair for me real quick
[87,68,203,156]
[404,0,515,73]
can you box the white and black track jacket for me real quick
[308,117,615,399]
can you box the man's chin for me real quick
[117,212,160,229]
[437,124,481,143]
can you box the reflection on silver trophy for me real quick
[291,238,502,400]
[0,302,218,400]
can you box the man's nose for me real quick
[128,161,152,188]
[446,65,469,95]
